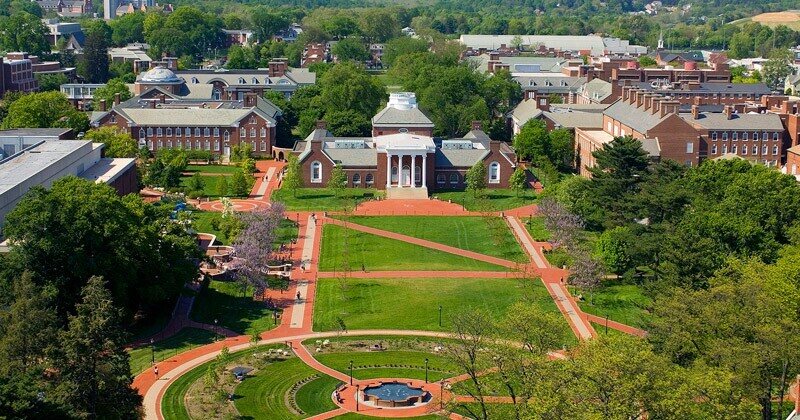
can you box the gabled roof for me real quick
[580,78,613,102]
[679,112,785,130]
[543,110,603,129]
[510,99,544,124]
[604,99,671,134]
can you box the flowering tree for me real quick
[231,203,285,296]
[537,197,583,250]
[568,250,603,303]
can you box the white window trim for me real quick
[489,162,501,184]
[311,161,323,183]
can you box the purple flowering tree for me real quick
[568,250,603,303]
[230,203,285,296]
[537,198,583,250]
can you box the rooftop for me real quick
[0,141,89,195]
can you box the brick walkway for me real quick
[195,160,285,212]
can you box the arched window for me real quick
[731,144,737,154]
[238,77,245,84]
[110,114,116,123]
[391,166,398,183]
[166,127,172,136]
[414,166,421,182]
[436,173,445,185]
[763,145,768,155]
[139,128,145,139]
[489,162,500,183]
[754,132,760,141]
[252,77,258,84]
[311,161,322,183]
[772,145,778,155]
[191,77,198,83]
[353,173,361,185]
[449,173,459,185]
[752,145,758,155]
[224,131,230,141]
[365,173,374,185]
[157,127,163,137]
[212,89,221,100]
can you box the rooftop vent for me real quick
[387,92,418,110]
[442,140,474,150]
[333,139,366,149]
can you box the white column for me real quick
[422,153,427,187]
[399,154,405,187]
[411,154,416,188]
[385,152,391,188]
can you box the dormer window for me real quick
[252,77,258,84]
[191,77,199,84]
[265,78,271,84]
[238,77,245,84]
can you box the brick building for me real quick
[293,92,517,198]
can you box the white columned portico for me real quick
[411,155,416,188]
[385,152,391,188]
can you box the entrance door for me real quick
[224,146,231,157]
[402,165,411,186]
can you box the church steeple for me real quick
[657,29,664,50]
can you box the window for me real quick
[743,132,748,141]
[311,161,322,183]
[139,128,145,139]
[260,127,266,138]
[147,140,153,150]
[214,141,220,150]
[391,166,398,183]
[240,128,246,138]
[415,166,421,182]
[711,144,717,154]
[185,127,191,137]
[489,162,500,184]
[353,173,361,185]
[110,114,116,123]
[176,127,181,137]
[753,145,758,155]
[196,140,201,149]
[250,128,256,138]
[723,144,728,154]
[742,145,747,155]
[436,173,445,185]
[773,145,778,155]
[449,173,459,185]
[191,77,198,83]
[167,140,173,149]
[204,128,210,137]
[224,131,230,141]
[732,132,738,141]
[731,144,737,154]
[212,89,221,100]
[157,127,163,137]
[238,77,245,84]
[365,173,374,185]
[773,132,780,141]
[166,128,173,136]
[686,142,694,154]
[722,132,728,141]
[763,145,768,155]
[185,140,191,150]
[147,127,153,137]
[754,132,759,141]
[213,128,220,137]
[204,140,210,150]
[711,132,718,140]
[195,127,201,137]
[260,141,266,151]
[157,140,163,149]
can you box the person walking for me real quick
[153,366,159,378]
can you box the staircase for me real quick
[386,186,429,199]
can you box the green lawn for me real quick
[235,357,338,419]
[180,174,253,198]
[128,328,217,375]
[313,277,566,334]
[319,224,508,272]
[340,216,526,262]
[190,210,228,243]
[186,164,242,174]
[276,218,300,248]
[524,216,550,241]
[333,415,442,420]
[433,189,536,211]
[314,350,459,382]
[191,280,280,335]
[576,283,652,329]
[271,188,383,211]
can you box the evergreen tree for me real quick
[55,276,141,419]
[80,22,111,83]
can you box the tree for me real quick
[55,276,141,418]
[84,127,137,158]
[332,37,370,63]
[251,8,289,43]
[465,161,487,197]
[319,62,386,118]
[216,175,229,197]
[548,128,574,171]
[326,109,371,136]
[283,154,303,198]
[382,37,428,67]
[537,197,583,250]
[595,226,635,275]
[586,136,650,227]
[500,302,564,355]
[2,91,89,133]
[358,9,400,42]
[509,167,527,197]
[513,119,549,163]
[637,56,657,67]
[109,12,145,46]
[0,12,49,56]
[186,172,205,194]
[328,164,347,197]
[446,308,493,420]
[94,78,133,107]
[3,177,200,319]
[35,73,68,92]
[229,169,250,197]
[79,21,111,83]
[230,204,285,295]
[762,48,794,91]
[225,45,257,69]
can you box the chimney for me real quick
[642,93,654,110]
[538,95,550,112]
[244,92,257,107]
[724,106,733,120]
[315,120,327,130]
[489,52,500,61]
[650,97,661,115]
[622,86,631,102]
[114,93,121,106]
[660,100,680,117]
[691,104,699,120]
[100,99,106,112]
[471,120,483,131]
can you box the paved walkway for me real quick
[195,160,285,212]
[317,271,521,278]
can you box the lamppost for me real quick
[355,384,360,412]
[425,358,429,383]
[349,360,353,385]
[273,309,278,325]
[440,380,445,410]
[438,305,442,327]
[150,338,155,364]
[605,314,609,335]
[214,319,219,341]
